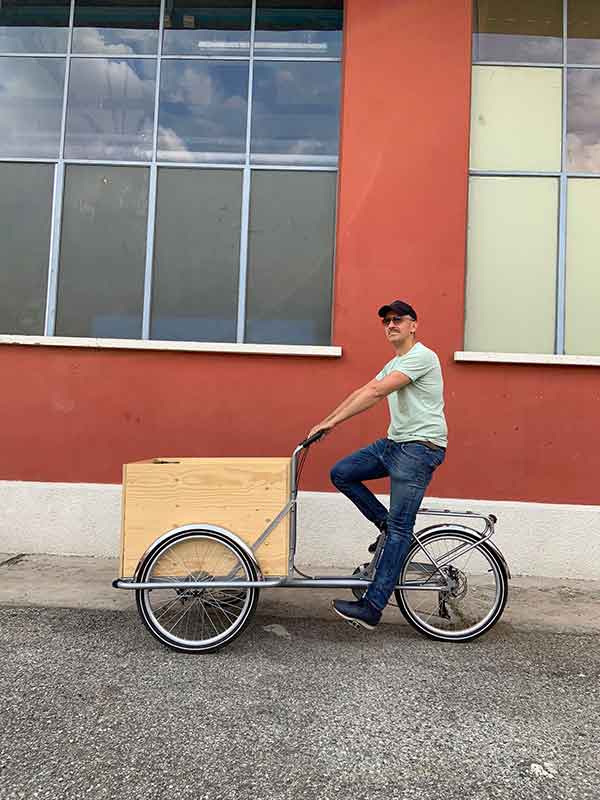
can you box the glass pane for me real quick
[251,61,340,166]
[245,171,335,345]
[255,0,343,59]
[72,0,160,55]
[0,57,65,157]
[158,60,248,163]
[163,0,251,56]
[470,65,562,171]
[565,179,600,355]
[472,0,563,63]
[0,163,53,335]
[465,176,557,353]
[64,58,156,160]
[151,168,242,342]
[568,0,600,65]
[567,69,600,172]
[0,0,69,53]
[56,166,148,338]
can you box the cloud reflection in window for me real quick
[567,68,600,172]
[0,56,65,158]
[157,60,248,162]
[251,61,340,165]
[64,58,156,160]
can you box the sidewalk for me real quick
[1,552,599,634]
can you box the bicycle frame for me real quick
[114,439,505,592]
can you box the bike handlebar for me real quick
[298,430,326,449]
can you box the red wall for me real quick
[2,0,599,505]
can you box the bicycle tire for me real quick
[135,529,259,654]
[395,529,508,642]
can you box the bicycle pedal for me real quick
[346,619,362,631]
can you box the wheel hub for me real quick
[445,564,468,599]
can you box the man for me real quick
[307,300,448,630]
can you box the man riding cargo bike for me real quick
[308,300,448,631]
[113,300,509,653]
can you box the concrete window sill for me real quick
[455,351,600,367]
[0,335,342,358]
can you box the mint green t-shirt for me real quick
[375,341,448,447]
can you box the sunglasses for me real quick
[382,315,412,327]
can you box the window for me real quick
[151,167,242,341]
[0,163,54,335]
[467,0,600,356]
[0,57,66,158]
[55,165,149,337]
[1,0,342,347]
[0,0,70,52]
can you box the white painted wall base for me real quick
[0,480,599,579]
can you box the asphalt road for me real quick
[0,605,598,800]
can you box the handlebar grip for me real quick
[299,430,326,448]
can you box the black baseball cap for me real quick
[378,300,418,321]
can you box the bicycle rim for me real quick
[136,532,258,653]
[396,531,508,641]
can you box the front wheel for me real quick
[135,529,259,653]
[395,529,508,642]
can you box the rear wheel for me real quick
[395,529,508,642]
[135,529,259,653]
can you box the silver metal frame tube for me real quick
[409,520,493,576]
[287,443,303,574]
[114,577,448,591]
[44,161,65,335]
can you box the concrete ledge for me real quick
[0,481,599,580]
[0,335,342,358]
[455,351,600,367]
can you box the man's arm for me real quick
[308,372,411,438]
[319,387,364,424]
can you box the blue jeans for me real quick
[330,439,446,612]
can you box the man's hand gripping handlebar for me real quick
[299,429,327,449]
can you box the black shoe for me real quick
[331,598,382,630]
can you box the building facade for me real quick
[1,0,599,578]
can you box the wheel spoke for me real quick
[397,532,506,641]
[154,593,187,621]
[137,532,257,652]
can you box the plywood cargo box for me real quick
[120,457,291,578]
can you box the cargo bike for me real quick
[113,431,510,653]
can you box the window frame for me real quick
[0,0,343,353]
[465,0,600,360]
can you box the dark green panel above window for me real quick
[568,0,600,65]
[255,0,342,58]
[0,0,70,53]
[473,0,563,63]
[72,0,161,54]
[163,1,251,56]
